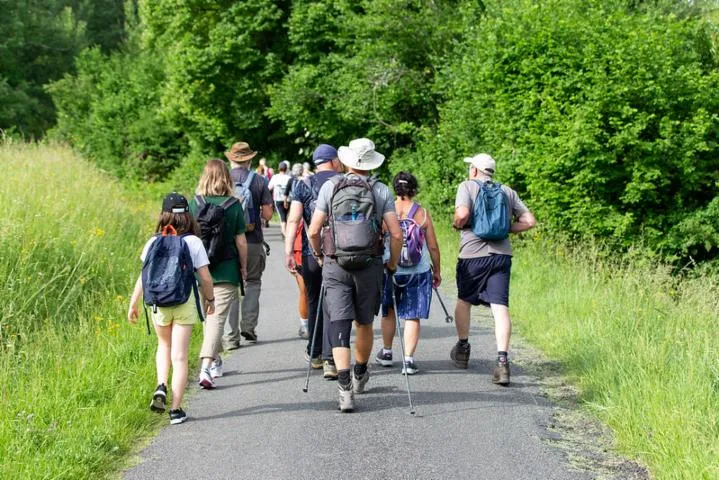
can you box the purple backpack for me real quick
[398,203,426,268]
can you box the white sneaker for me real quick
[198,368,215,389]
[210,356,223,378]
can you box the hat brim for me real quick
[337,146,385,171]
[225,150,258,163]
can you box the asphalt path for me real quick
[125,227,591,480]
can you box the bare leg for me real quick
[489,303,511,352]
[295,274,308,320]
[381,310,396,349]
[454,298,472,340]
[154,323,172,386]
[403,319,421,357]
[354,323,374,364]
[333,347,351,371]
[169,324,193,410]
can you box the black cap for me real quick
[162,192,189,213]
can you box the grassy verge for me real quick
[435,222,719,478]
[0,142,201,478]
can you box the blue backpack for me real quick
[471,180,511,241]
[141,228,203,333]
[235,172,258,232]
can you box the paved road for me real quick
[125,227,591,480]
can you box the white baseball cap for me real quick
[463,153,496,176]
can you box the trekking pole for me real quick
[302,284,324,393]
[433,287,454,323]
[391,278,416,415]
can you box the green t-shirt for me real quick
[190,195,246,286]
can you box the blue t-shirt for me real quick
[290,170,340,256]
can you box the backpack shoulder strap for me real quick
[220,196,239,210]
[244,171,255,187]
[407,202,420,220]
[195,195,206,207]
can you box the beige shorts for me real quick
[151,299,199,327]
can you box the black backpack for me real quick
[194,196,239,264]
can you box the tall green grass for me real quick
[435,223,719,478]
[0,142,198,478]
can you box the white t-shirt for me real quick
[268,172,292,202]
[140,234,210,270]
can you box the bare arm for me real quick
[510,211,537,233]
[196,265,215,315]
[261,203,274,221]
[423,210,442,287]
[453,206,471,230]
[307,210,327,259]
[127,274,143,324]
[284,201,303,273]
[383,212,402,271]
[235,233,248,280]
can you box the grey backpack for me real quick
[322,174,383,270]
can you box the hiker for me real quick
[268,160,292,237]
[302,161,314,179]
[223,142,274,348]
[282,163,303,210]
[127,193,215,425]
[190,159,248,389]
[451,153,536,385]
[376,172,441,375]
[307,138,403,412]
[256,157,273,180]
[284,144,344,380]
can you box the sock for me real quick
[458,338,469,345]
[497,351,508,363]
[404,356,414,363]
[354,362,367,376]
[383,348,392,355]
[300,318,308,328]
[338,369,351,387]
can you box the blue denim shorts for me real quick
[381,270,433,320]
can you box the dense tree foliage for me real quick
[8,0,719,261]
[0,0,127,138]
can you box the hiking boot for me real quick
[241,331,258,343]
[401,359,418,376]
[492,361,511,386]
[375,349,393,367]
[323,360,338,380]
[169,408,187,425]
[298,325,309,339]
[210,356,223,379]
[352,369,370,394]
[150,383,167,412]
[198,368,215,389]
[338,383,354,412]
[304,351,323,369]
[450,341,471,369]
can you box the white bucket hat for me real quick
[337,138,385,171]
[464,153,496,177]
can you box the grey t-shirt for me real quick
[315,174,396,217]
[455,180,529,258]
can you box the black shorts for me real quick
[274,201,288,221]
[456,255,512,307]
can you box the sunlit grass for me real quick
[0,141,200,478]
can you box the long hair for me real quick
[155,212,200,236]
[196,158,234,197]
[392,171,419,199]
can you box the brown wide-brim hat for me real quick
[225,142,258,163]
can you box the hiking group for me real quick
[127,138,536,424]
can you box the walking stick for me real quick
[391,278,416,415]
[433,287,454,323]
[302,284,324,393]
